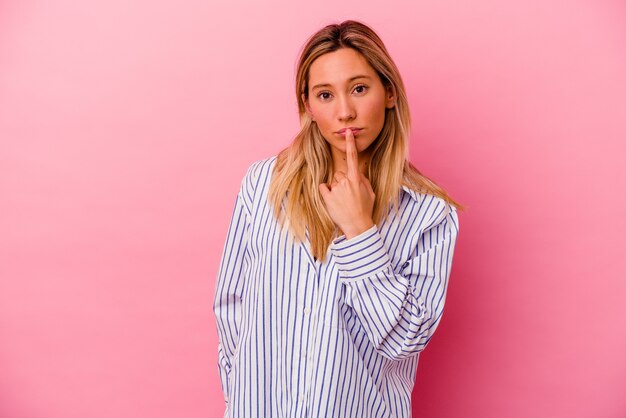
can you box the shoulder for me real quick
[400,185,458,232]
[243,154,278,183]
[238,154,279,201]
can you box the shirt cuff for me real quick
[330,224,392,281]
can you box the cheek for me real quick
[311,111,334,141]
[362,99,386,123]
[314,111,334,131]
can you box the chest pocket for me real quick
[322,304,345,329]
[323,304,346,329]
[320,265,347,330]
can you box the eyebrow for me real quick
[311,75,372,91]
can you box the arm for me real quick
[212,164,256,405]
[329,200,459,361]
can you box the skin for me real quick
[302,47,396,239]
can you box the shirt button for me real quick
[304,307,311,315]
[299,394,305,402]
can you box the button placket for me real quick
[302,302,317,361]
[300,263,323,407]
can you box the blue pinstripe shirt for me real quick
[213,155,460,418]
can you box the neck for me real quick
[331,148,372,178]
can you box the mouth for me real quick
[336,128,363,135]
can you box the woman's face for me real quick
[303,47,395,158]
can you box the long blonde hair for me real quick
[268,19,465,263]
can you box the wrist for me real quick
[343,218,375,240]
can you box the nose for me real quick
[337,95,356,122]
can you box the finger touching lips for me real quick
[345,129,359,179]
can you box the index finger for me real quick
[345,128,359,181]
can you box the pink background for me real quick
[1,1,625,417]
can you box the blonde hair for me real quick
[268,19,466,263]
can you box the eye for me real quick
[316,84,369,102]
[354,84,368,94]
[318,91,332,101]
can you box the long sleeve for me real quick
[329,200,459,361]
[212,166,255,406]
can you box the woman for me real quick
[213,19,464,418]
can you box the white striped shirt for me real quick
[213,155,460,418]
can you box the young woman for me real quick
[213,20,464,418]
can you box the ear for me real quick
[302,93,316,121]
[385,84,396,109]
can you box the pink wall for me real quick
[1,1,625,417]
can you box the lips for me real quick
[336,128,363,135]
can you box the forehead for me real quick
[308,48,375,85]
